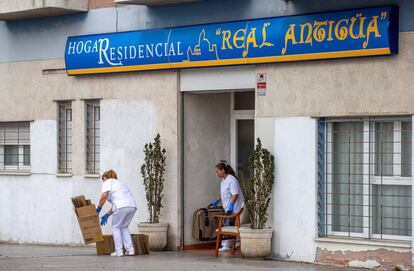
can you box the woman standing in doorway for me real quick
[96,169,137,257]
[210,163,245,252]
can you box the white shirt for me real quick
[220,174,244,212]
[102,178,137,211]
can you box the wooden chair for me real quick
[214,208,243,257]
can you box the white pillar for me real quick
[272,117,317,262]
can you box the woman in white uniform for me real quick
[96,169,137,257]
[210,163,245,252]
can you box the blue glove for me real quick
[227,202,235,213]
[211,199,220,207]
[96,207,102,214]
[100,214,110,226]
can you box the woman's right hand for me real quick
[211,199,220,207]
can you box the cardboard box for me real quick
[132,234,150,255]
[71,195,103,245]
[96,234,149,255]
[96,235,115,255]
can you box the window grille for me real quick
[318,117,412,241]
[0,122,30,172]
[58,101,72,173]
[85,100,100,174]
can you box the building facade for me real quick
[0,0,413,270]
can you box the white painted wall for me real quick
[99,99,155,234]
[0,120,100,245]
[0,100,157,245]
[272,117,317,262]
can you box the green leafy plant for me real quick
[141,134,167,224]
[240,138,275,229]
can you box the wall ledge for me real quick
[56,173,73,177]
[0,171,31,176]
[315,237,411,250]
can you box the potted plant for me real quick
[138,134,168,251]
[239,138,275,259]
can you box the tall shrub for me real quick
[241,138,275,229]
[141,134,166,223]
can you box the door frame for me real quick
[230,92,255,171]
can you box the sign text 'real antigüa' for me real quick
[65,6,398,75]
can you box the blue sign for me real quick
[65,6,398,75]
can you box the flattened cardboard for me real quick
[76,205,97,217]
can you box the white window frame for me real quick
[326,120,366,238]
[2,145,31,172]
[370,120,411,241]
[0,123,31,173]
[325,117,412,241]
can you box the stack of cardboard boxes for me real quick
[71,195,149,255]
[71,195,104,245]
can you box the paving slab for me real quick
[0,244,362,271]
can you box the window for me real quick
[85,100,100,174]
[58,101,72,173]
[0,122,30,172]
[318,117,412,241]
[234,91,255,110]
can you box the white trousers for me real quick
[112,207,136,253]
[222,239,233,248]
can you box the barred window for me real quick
[318,117,412,241]
[58,101,72,173]
[85,100,100,174]
[0,122,30,172]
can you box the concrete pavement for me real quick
[0,244,363,271]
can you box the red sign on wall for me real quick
[256,73,267,96]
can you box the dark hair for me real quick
[215,162,237,179]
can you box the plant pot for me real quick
[138,222,168,251]
[239,227,273,259]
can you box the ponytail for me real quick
[215,162,238,179]
[226,164,237,179]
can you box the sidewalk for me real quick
[0,244,363,271]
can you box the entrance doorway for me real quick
[182,90,255,248]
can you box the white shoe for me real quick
[125,250,135,256]
[219,246,230,252]
[110,251,124,257]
